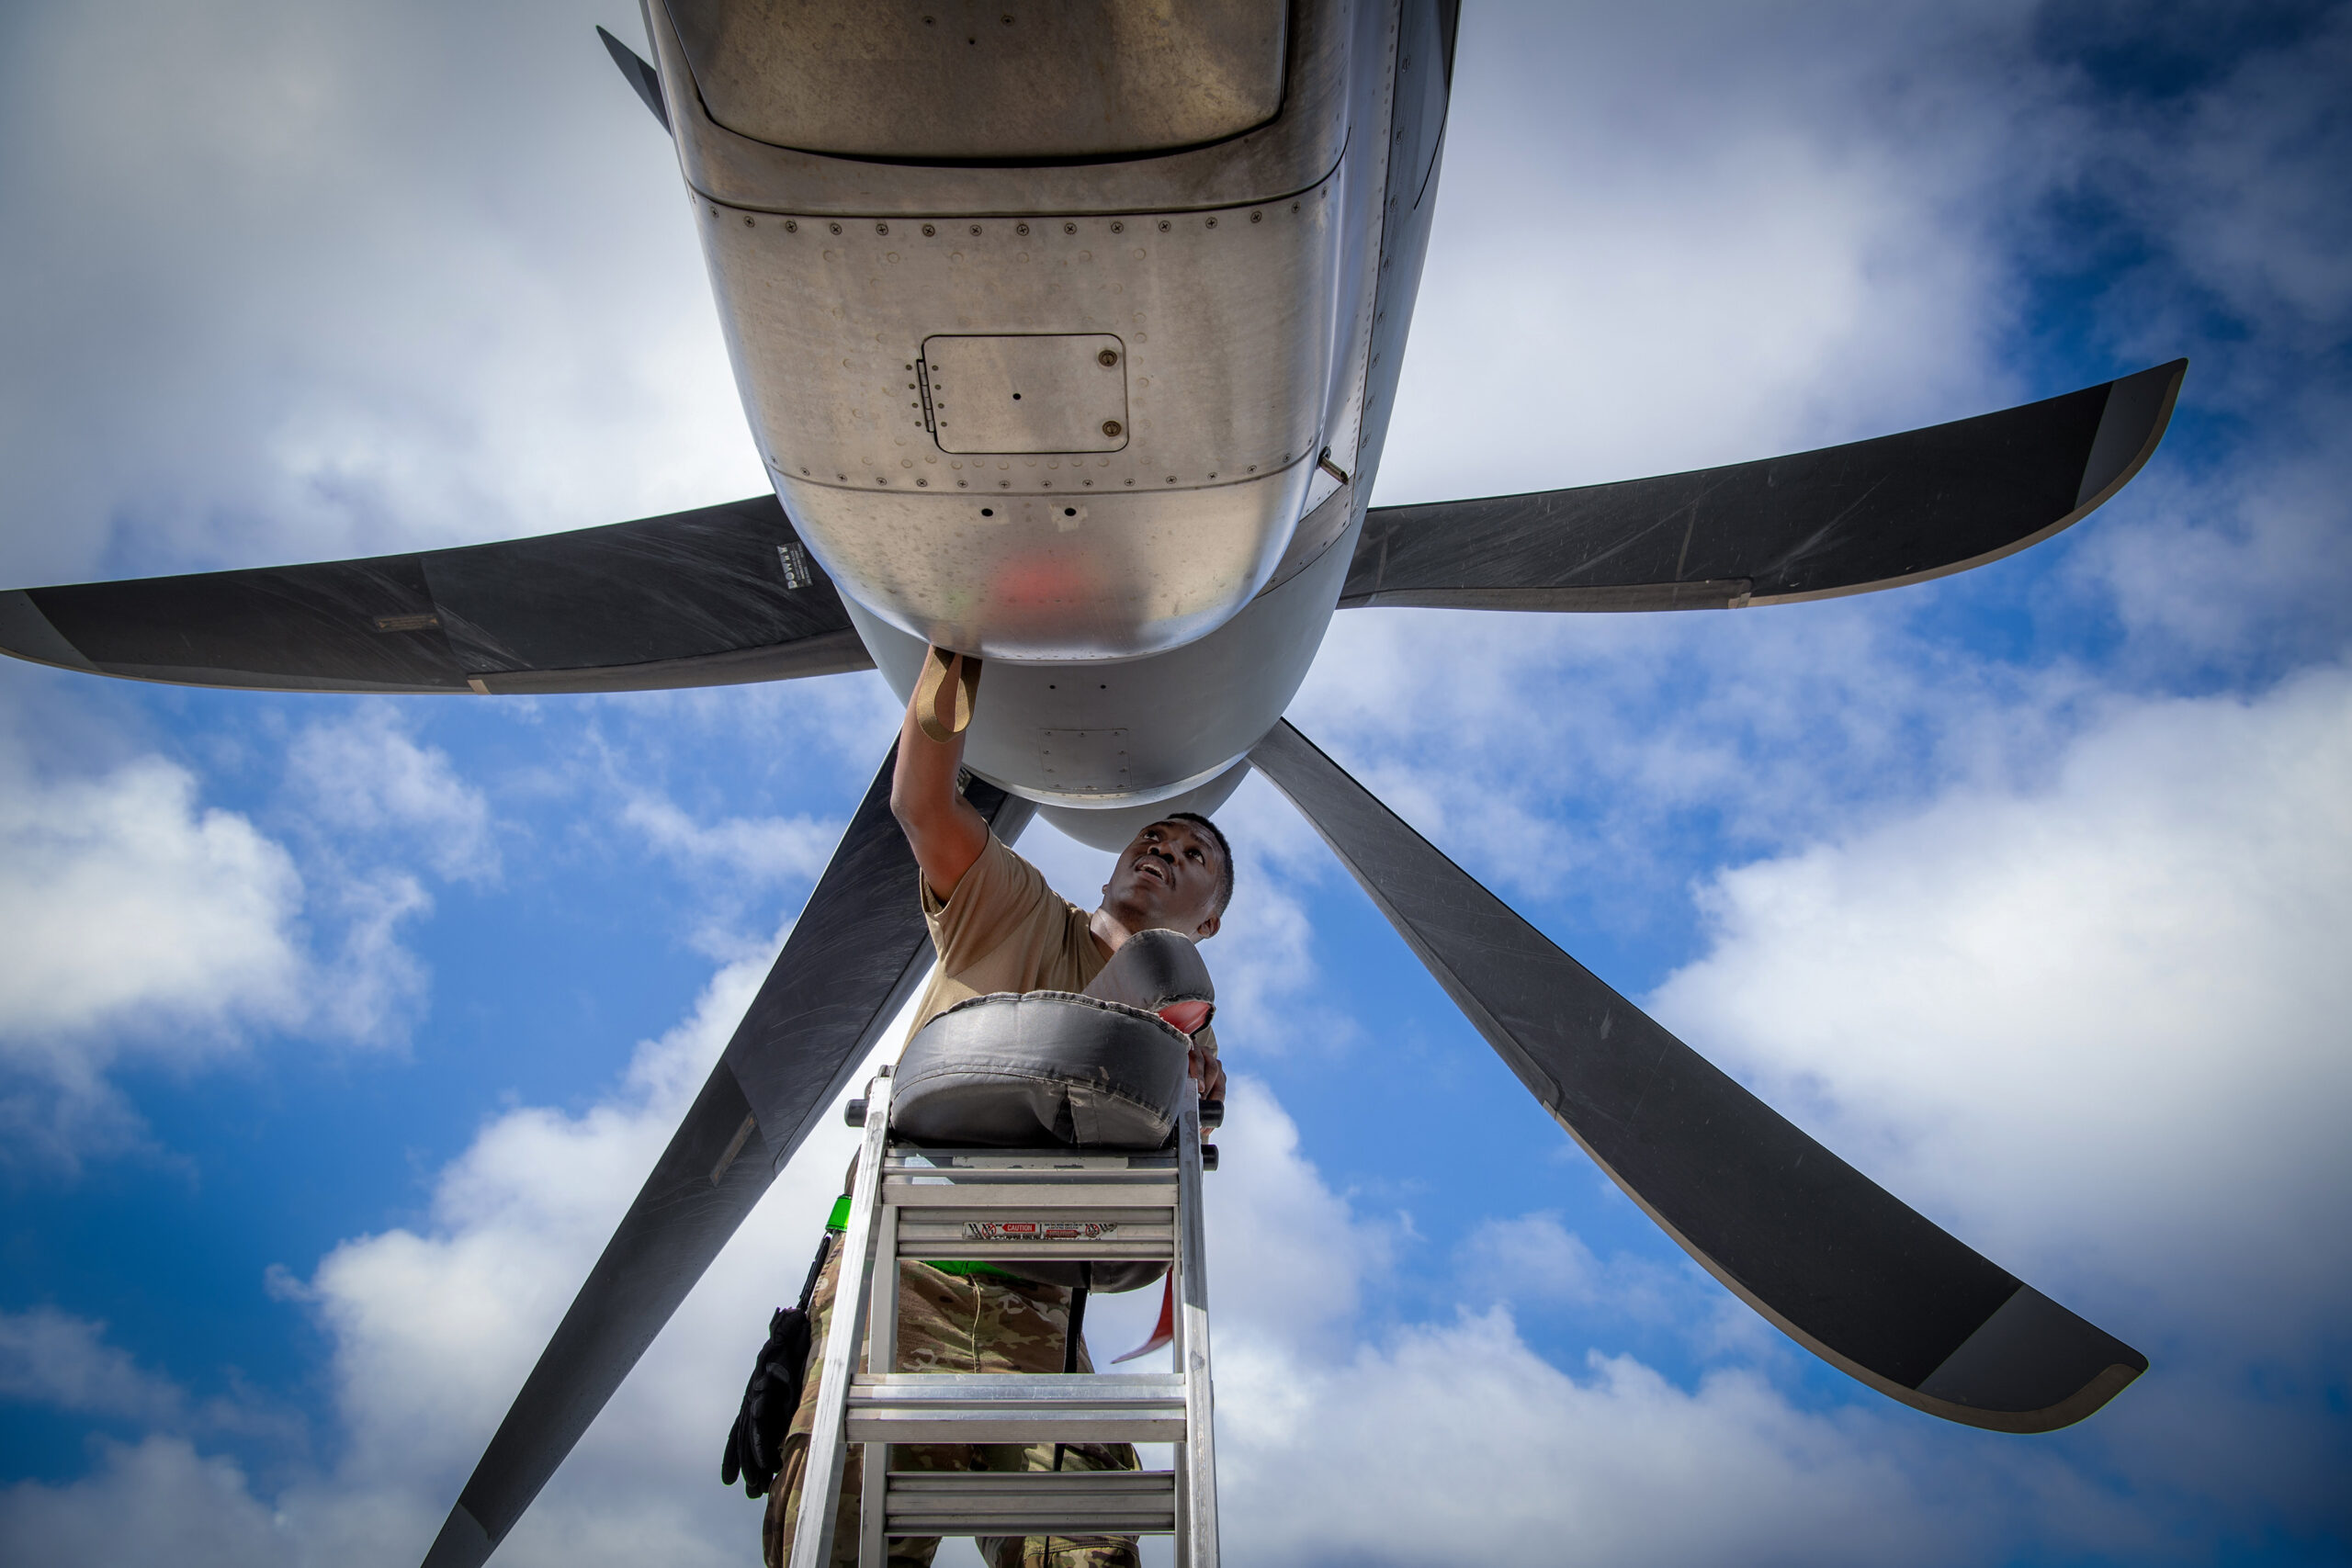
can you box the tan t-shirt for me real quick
[902,832,1219,1065]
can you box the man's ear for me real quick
[1193,911,1221,940]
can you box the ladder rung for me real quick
[889,1152,1175,1171]
[882,1181,1173,1207]
[883,1469,1177,1536]
[849,1374,1186,1444]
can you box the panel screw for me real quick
[1157,220,1170,231]
[970,224,982,235]
[785,219,798,232]
[1250,210,1262,223]
[1063,221,1076,234]
[922,223,936,236]
[1015,221,1030,236]
[1205,217,1217,228]
[1110,220,1124,233]
[742,215,754,227]
[1098,348,1118,367]
[876,222,889,235]
[829,222,842,234]
[1102,419,1123,436]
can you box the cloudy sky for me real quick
[3,2,2347,1565]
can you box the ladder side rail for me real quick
[858,1186,903,1566]
[790,1068,896,1568]
[1174,1083,1219,1568]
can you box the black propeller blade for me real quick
[420,749,1034,1568]
[1341,359,2184,613]
[596,26,671,133]
[1250,719,2145,1432]
[0,493,871,694]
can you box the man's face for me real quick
[1102,818,1226,938]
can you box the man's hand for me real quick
[890,647,989,903]
[1188,1041,1227,1107]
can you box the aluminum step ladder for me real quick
[788,1064,1220,1567]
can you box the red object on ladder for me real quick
[1114,1273,1177,1364]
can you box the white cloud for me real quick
[0,750,305,1067]
[1289,592,2103,925]
[0,0,763,592]
[2095,8,2352,359]
[0,705,447,1158]
[0,1308,176,1424]
[1224,1316,1989,1568]
[619,793,839,892]
[0,1437,296,1568]
[288,707,500,886]
[0,1306,303,1450]
[1204,1078,1390,1360]
[1378,0,2042,514]
[1454,1212,1683,1325]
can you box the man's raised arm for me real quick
[890,646,990,903]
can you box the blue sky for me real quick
[2,3,2347,1565]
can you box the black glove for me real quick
[721,1231,832,1498]
[720,1304,812,1497]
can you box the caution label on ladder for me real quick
[962,1220,1123,1242]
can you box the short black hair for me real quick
[1163,811,1234,916]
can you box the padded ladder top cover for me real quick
[1082,927,1215,1027]
[891,927,1216,1152]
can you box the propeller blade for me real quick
[1249,719,2145,1433]
[419,749,1034,1568]
[1341,359,2185,612]
[596,26,671,133]
[0,494,872,695]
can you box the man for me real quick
[763,648,1232,1568]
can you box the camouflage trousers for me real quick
[763,1245,1141,1568]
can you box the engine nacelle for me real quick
[650,0,1368,662]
